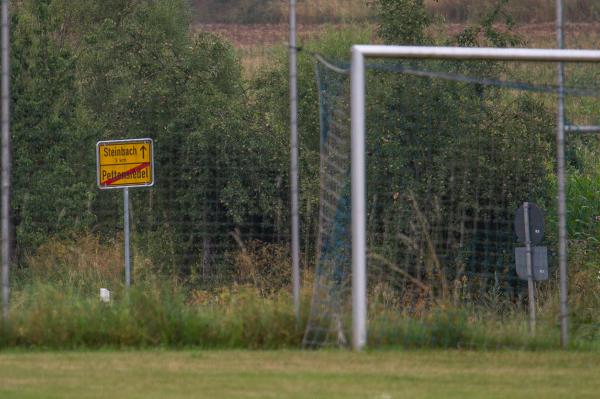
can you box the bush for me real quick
[10,0,291,282]
[11,0,97,256]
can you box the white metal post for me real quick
[556,0,569,349]
[351,47,367,351]
[352,45,600,62]
[1,0,11,324]
[289,0,301,322]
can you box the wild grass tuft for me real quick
[1,282,306,349]
[2,230,599,350]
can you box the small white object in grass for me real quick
[100,288,111,303]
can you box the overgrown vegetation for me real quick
[363,0,552,302]
[2,0,599,349]
[10,0,291,278]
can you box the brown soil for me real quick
[197,22,600,49]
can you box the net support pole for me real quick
[124,188,131,288]
[351,48,367,351]
[1,0,11,324]
[523,202,536,334]
[556,0,569,349]
[289,0,301,322]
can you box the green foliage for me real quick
[248,27,373,263]
[563,144,600,246]
[11,0,96,255]
[10,0,291,279]
[359,0,554,298]
[373,0,431,45]
[452,0,520,48]
[1,279,592,350]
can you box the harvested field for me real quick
[196,23,335,48]
[197,22,600,75]
[198,22,600,50]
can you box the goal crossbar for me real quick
[350,45,600,351]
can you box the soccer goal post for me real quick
[350,45,600,351]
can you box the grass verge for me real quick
[0,350,599,399]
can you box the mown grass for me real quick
[1,350,600,399]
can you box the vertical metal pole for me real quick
[351,47,367,351]
[289,0,301,322]
[556,0,569,349]
[124,188,131,288]
[523,202,536,334]
[1,0,11,324]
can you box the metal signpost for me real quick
[515,202,547,334]
[96,138,154,288]
[514,202,548,334]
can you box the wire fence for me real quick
[1,0,600,350]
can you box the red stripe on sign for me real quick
[101,162,150,186]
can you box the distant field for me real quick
[198,22,600,49]
[198,22,600,75]
[0,350,599,399]
[193,0,598,24]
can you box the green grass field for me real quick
[0,350,599,398]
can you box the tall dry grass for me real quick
[3,231,599,349]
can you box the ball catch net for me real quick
[303,53,600,349]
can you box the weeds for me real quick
[1,233,598,350]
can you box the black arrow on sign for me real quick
[141,146,147,159]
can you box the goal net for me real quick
[303,46,600,350]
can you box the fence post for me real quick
[556,0,569,350]
[289,0,301,322]
[1,0,12,324]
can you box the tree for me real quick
[10,0,95,258]
[368,0,554,297]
